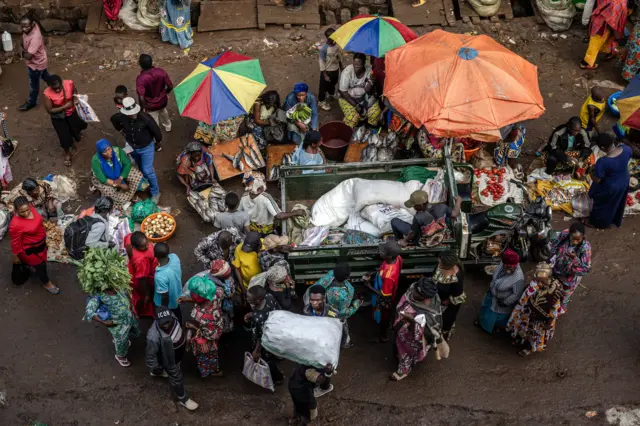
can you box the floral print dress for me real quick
[549,230,592,312]
[84,291,139,357]
[189,289,227,377]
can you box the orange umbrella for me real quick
[384,30,545,140]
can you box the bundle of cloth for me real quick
[527,169,590,216]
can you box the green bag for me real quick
[131,199,160,223]
[187,275,217,301]
[398,166,438,184]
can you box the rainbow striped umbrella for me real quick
[617,74,640,130]
[175,52,266,125]
[330,15,417,58]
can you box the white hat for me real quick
[120,97,141,116]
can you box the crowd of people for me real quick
[8,9,640,425]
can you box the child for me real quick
[114,85,128,110]
[363,241,403,343]
[317,28,343,111]
[124,231,158,318]
[288,363,334,426]
[580,86,606,134]
[232,231,262,292]
[214,192,250,237]
[153,242,183,323]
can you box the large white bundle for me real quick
[536,0,576,31]
[346,212,381,236]
[360,204,414,234]
[261,310,342,368]
[353,180,422,212]
[311,178,360,227]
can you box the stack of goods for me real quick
[187,183,227,223]
[352,127,399,163]
[473,167,525,207]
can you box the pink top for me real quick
[22,25,48,71]
[44,80,76,116]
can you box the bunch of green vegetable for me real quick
[78,248,131,295]
[289,104,312,122]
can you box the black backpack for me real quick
[64,216,101,260]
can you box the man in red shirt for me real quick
[136,54,173,139]
[18,15,50,112]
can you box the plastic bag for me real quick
[346,212,381,237]
[571,192,592,218]
[300,226,329,246]
[132,199,160,223]
[261,310,342,368]
[74,94,100,123]
[360,204,414,235]
[242,352,275,392]
[52,175,78,203]
[422,170,447,204]
[353,180,422,212]
[311,178,359,227]
[0,208,9,240]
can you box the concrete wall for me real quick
[319,0,390,25]
[0,0,94,32]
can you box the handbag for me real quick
[242,351,275,392]
[11,263,30,285]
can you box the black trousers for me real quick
[289,385,317,420]
[442,303,460,333]
[318,70,340,102]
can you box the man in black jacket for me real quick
[146,306,199,411]
[545,117,591,175]
[111,97,163,203]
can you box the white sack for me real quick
[346,212,381,237]
[311,178,360,227]
[421,169,447,204]
[353,180,422,212]
[261,310,342,368]
[360,204,414,234]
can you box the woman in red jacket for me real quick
[9,196,59,294]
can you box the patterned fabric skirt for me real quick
[194,117,244,146]
[195,351,220,377]
[508,304,556,352]
[91,167,144,206]
[338,98,382,128]
[249,221,275,237]
[622,23,640,82]
[395,326,428,375]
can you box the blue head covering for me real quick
[96,139,122,181]
[293,82,309,94]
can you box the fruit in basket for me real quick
[144,215,175,239]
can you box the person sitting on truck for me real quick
[307,263,360,348]
[238,171,305,237]
[392,191,463,248]
[362,241,403,343]
[292,130,325,173]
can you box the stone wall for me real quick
[318,0,389,25]
[0,0,94,32]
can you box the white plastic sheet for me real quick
[261,310,342,368]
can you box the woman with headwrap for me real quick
[193,228,242,269]
[549,223,592,314]
[508,262,563,356]
[476,248,526,334]
[184,275,225,377]
[238,171,305,236]
[91,139,144,206]
[391,277,446,381]
[209,259,237,331]
[175,141,216,195]
[282,82,319,144]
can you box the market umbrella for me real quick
[330,15,417,58]
[384,30,545,141]
[616,74,640,130]
[174,52,266,125]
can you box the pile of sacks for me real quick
[310,173,447,238]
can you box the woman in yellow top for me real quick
[580,86,606,134]
[232,231,262,292]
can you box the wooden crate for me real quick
[390,0,456,27]
[457,0,514,23]
[198,0,258,32]
[209,134,265,181]
[257,0,321,29]
[265,143,297,181]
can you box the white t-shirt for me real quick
[339,64,372,101]
[238,193,282,226]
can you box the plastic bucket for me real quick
[608,91,621,117]
[464,146,482,161]
[319,121,353,162]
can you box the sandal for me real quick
[115,355,131,367]
[43,284,60,295]
[64,157,72,167]
[389,371,408,381]
[580,62,598,70]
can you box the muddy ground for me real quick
[0,19,639,426]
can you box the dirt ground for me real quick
[1,19,639,426]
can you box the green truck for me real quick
[279,152,502,285]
